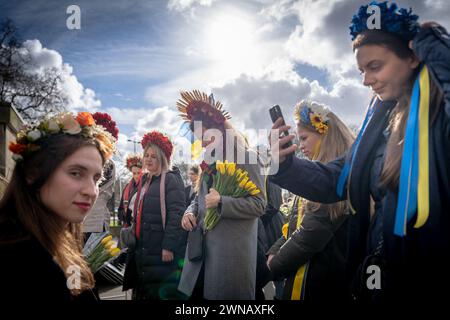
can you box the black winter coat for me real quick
[270,25,450,302]
[118,178,139,226]
[0,218,98,302]
[267,197,348,301]
[123,168,188,299]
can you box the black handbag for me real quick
[187,227,205,262]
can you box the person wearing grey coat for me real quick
[178,150,266,300]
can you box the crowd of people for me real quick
[0,1,449,303]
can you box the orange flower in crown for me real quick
[141,131,173,160]
[177,90,231,126]
[76,112,96,127]
[8,112,116,162]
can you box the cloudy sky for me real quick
[2,0,449,165]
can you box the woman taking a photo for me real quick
[269,1,450,301]
[267,100,354,301]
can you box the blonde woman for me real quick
[122,131,187,300]
[267,100,354,301]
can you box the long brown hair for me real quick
[298,112,355,219]
[0,134,104,295]
[353,30,443,190]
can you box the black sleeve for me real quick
[162,172,188,253]
[268,206,346,278]
[267,236,286,256]
[414,24,450,124]
[269,155,347,204]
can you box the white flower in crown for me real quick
[27,129,42,142]
[294,100,331,123]
[309,101,331,123]
[47,119,60,133]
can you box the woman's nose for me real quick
[363,72,375,87]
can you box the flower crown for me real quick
[92,112,119,139]
[177,90,231,126]
[294,100,330,134]
[141,131,173,160]
[9,112,116,162]
[126,154,142,170]
[349,1,420,42]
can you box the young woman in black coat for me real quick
[0,111,116,302]
[269,1,450,302]
[267,100,354,301]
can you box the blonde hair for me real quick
[298,112,355,219]
[144,143,171,174]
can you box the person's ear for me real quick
[409,54,421,69]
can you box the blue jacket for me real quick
[270,25,450,301]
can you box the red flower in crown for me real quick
[126,154,142,170]
[92,112,119,139]
[141,131,173,160]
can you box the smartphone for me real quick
[269,105,293,148]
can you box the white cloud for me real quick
[167,0,215,12]
[20,39,101,112]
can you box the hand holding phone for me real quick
[268,105,296,164]
[269,105,293,148]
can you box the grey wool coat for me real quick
[178,150,266,300]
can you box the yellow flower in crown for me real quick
[294,100,330,135]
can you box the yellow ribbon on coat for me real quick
[415,66,430,228]
[291,197,308,300]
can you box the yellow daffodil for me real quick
[216,161,225,175]
[226,162,236,176]
[239,176,249,188]
[249,189,261,196]
[109,247,121,257]
[244,181,255,190]
[101,235,113,246]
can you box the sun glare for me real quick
[204,11,259,76]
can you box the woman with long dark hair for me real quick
[0,112,116,301]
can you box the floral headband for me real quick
[141,131,173,160]
[92,112,119,140]
[349,1,420,42]
[177,90,231,127]
[9,112,116,162]
[294,100,330,134]
[126,154,142,170]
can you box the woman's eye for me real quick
[369,64,381,72]
[70,171,81,178]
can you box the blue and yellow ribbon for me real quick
[394,65,430,236]
[336,97,379,200]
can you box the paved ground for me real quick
[99,282,276,300]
